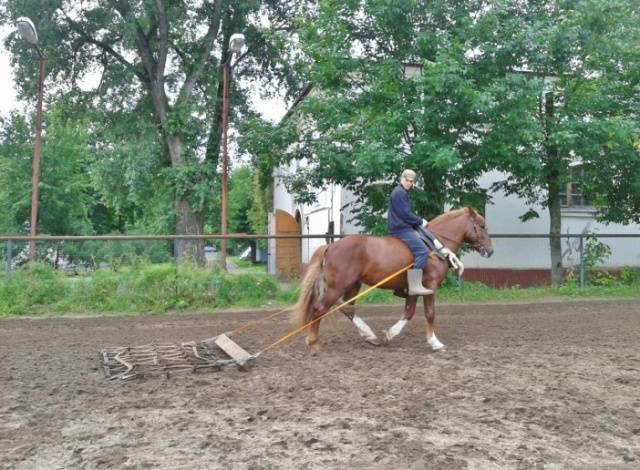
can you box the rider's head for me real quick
[400,169,416,190]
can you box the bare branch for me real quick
[154,0,169,81]
[61,10,146,83]
[230,50,249,71]
[133,20,157,80]
[179,0,223,101]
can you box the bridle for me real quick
[429,218,487,253]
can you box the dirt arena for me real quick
[1,299,639,469]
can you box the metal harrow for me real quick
[100,334,255,381]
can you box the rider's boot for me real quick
[407,269,434,296]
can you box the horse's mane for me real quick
[430,207,478,226]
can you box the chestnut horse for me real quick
[292,207,494,352]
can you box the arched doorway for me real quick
[275,209,301,280]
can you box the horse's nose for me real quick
[486,247,494,257]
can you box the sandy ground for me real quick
[1,299,639,469]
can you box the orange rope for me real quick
[257,263,413,356]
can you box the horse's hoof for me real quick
[366,337,382,347]
[381,331,392,346]
[428,338,445,351]
[308,342,322,354]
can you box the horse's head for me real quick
[463,208,494,258]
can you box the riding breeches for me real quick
[391,229,429,270]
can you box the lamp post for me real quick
[220,33,244,271]
[16,17,46,264]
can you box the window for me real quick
[560,164,592,208]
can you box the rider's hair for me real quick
[401,169,416,180]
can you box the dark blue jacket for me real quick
[387,184,422,233]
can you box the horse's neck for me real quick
[431,215,465,251]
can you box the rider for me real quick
[387,169,433,295]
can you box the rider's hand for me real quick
[422,218,428,227]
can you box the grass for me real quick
[1,262,639,316]
[0,262,289,316]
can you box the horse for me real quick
[291,207,494,352]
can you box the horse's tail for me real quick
[291,245,328,328]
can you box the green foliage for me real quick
[0,263,69,315]
[242,0,640,236]
[619,266,640,285]
[228,167,254,236]
[2,259,640,316]
[583,233,612,271]
[1,0,309,253]
[0,103,97,237]
[248,170,269,248]
[564,232,614,287]
[0,114,32,234]
[0,262,280,315]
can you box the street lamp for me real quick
[16,17,46,263]
[220,33,244,271]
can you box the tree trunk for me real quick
[548,181,563,286]
[174,197,205,264]
[166,134,206,265]
[545,91,563,286]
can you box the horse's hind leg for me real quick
[383,295,418,344]
[340,283,380,346]
[305,286,344,353]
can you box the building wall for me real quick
[272,165,356,271]
[462,171,640,270]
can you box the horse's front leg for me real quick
[383,295,418,344]
[424,293,444,351]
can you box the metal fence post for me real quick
[5,240,12,276]
[579,235,585,288]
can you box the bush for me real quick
[0,263,69,315]
[1,262,284,315]
[619,266,640,285]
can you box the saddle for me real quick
[415,227,446,261]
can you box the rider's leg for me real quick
[392,231,432,295]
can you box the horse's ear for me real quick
[467,207,478,218]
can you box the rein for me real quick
[429,219,484,253]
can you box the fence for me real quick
[1,233,639,288]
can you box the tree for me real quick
[475,0,640,284]
[227,166,270,260]
[1,0,307,264]
[250,0,639,285]
[0,103,95,237]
